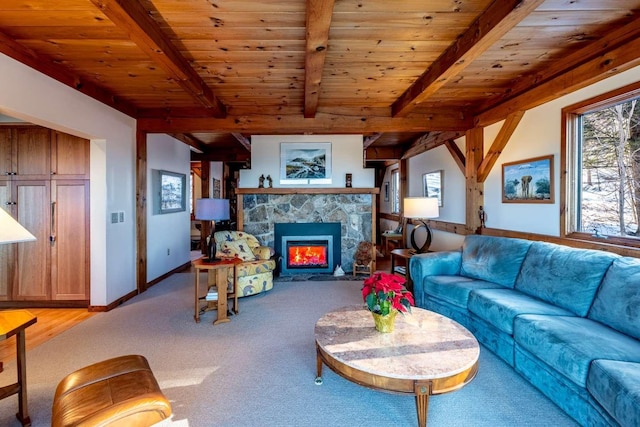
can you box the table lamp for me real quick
[195,198,230,262]
[0,208,36,245]
[403,197,439,254]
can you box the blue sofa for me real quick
[409,235,640,427]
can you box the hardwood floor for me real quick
[0,308,95,366]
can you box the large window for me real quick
[564,82,640,243]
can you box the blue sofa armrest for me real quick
[410,251,462,306]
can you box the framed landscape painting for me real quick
[423,170,443,207]
[280,142,332,185]
[502,155,554,203]
[157,170,186,214]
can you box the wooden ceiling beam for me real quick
[90,0,226,118]
[391,0,544,117]
[167,133,207,153]
[191,151,250,163]
[401,131,464,159]
[477,111,525,182]
[363,133,382,149]
[364,146,405,161]
[445,139,466,175]
[138,113,473,134]
[0,29,138,118]
[304,0,336,118]
[231,133,251,151]
[476,18,640,127]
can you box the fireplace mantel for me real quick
[236,187,379,195]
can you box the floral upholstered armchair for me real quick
[213,230,277,297]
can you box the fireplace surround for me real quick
[237,188,377,273]
[275,222,341,275]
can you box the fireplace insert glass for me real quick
[287,240,329,269]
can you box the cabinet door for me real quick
[0,128,13,180]
[0,182,12,300]
[51,180,89,300]
[13,180,51,300]
[51,132,89,179]
[14,127,51,179]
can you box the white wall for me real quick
[147,134,191,282]
[0,53,136,306]
[239,135,375,188]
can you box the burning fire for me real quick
[288,245,327,267]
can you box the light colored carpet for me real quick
[0,272,578,426]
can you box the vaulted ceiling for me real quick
[2,0,640,164]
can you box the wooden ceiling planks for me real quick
[1,0,640,156]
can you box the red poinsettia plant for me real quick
[362,272,414,316]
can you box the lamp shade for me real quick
[195,198,230,221]
[403,197,439,219]
[0,208,36,244]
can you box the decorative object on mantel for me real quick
[362,272,413,333]
[345,173,352,188]
[266,174,273,188]
[258,174,265,188]
[403,197,439,254]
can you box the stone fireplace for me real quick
[236,189,377,273]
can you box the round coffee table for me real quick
[314,305,479,426]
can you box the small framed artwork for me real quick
[213,178,221,198]
[423,170,443,207]
[502,155,554,203]
[154,170,186,214]
[280,142,332,185]
[383,181,389,201]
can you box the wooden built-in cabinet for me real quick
[0,125,89,306]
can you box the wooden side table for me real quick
[193,258,241,325]
[381,232,403,256]
[0,309,37,426]
[390,248,414,292]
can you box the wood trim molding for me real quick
[236,187,379,195]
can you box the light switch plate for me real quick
[111,212,118,224]
[119,211,125,222]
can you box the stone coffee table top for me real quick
[315,305,479,380]
[314,305,479,426]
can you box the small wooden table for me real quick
[315,306,479,426]
[390,248,414,291]
[193,258,242,325]
[0,309,37,426]
[381,231,403,256]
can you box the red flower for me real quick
[362,272,414,315]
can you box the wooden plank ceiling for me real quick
[1,0,640,162]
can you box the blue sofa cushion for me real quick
[410,251,462,307]
[468,289,572,335]
[425,276,505,309]
[514,242,617,316]
[514,314,640,387]
[587,360,640,427]
[460,235,533,288]
[588,257,640,341]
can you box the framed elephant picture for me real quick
[502,155,554,203]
